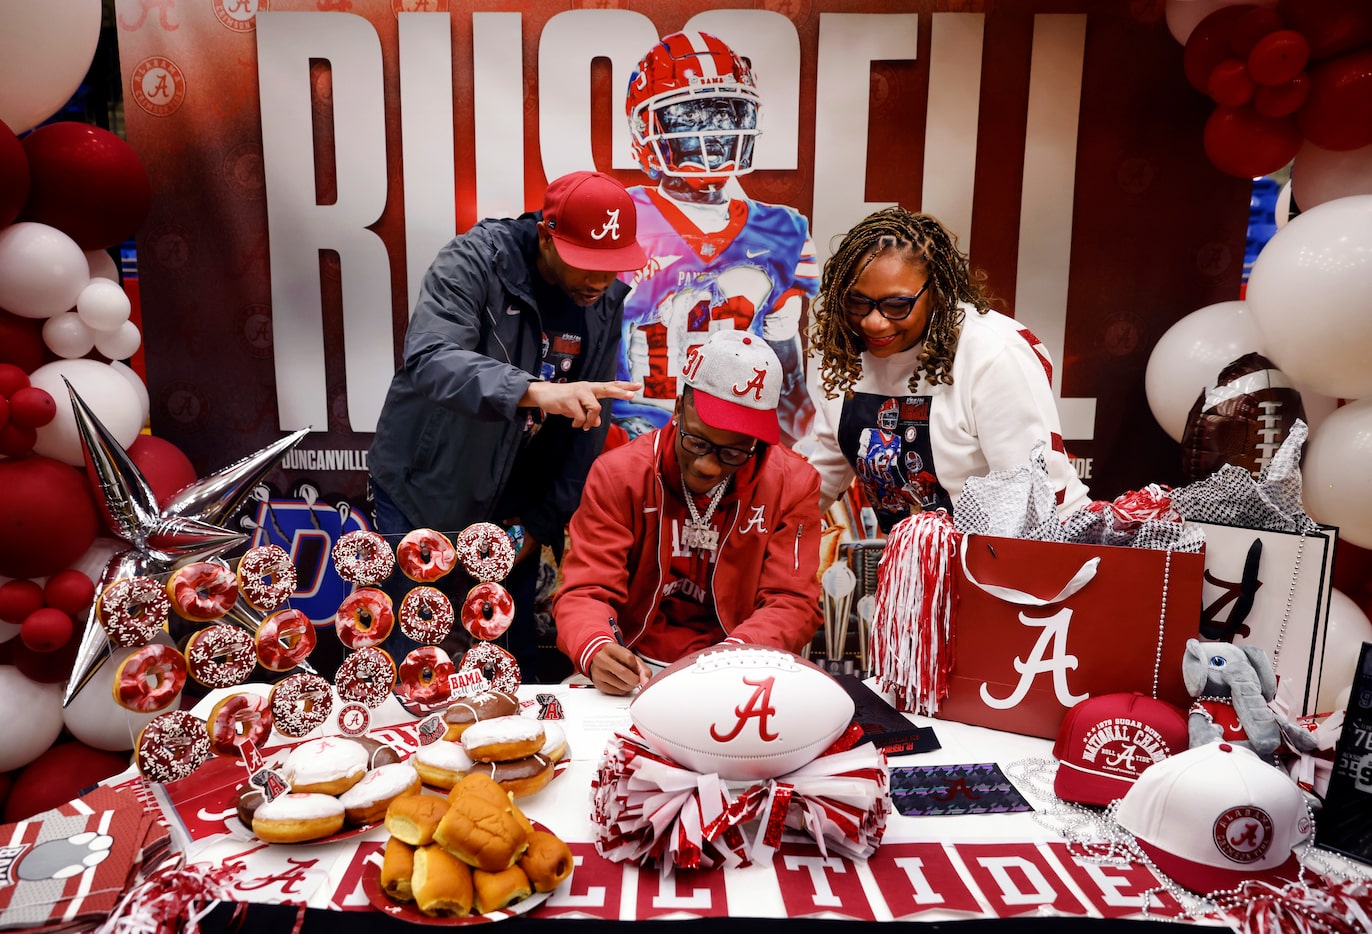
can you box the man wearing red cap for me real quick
[554,330,823,695]
[369,171,648,678]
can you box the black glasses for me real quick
[843,278,932,321]
[678,429,756,467]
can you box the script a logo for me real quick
[709,675,780,743]
[979,608,1088,710]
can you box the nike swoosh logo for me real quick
[505,306,520,316]
[745,248,769,258]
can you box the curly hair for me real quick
[809,207,994,399]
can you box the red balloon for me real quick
[1298,49,1372,151]
[1204,106,1303,178]
[18,123,153,251]
[43,570,95,616]
[1248,30,1310,85]
[0,456,99,580]
[1228,7,1286,57]
[125,434,199,509]
[1208,59,1257,106]
[0,121,27,229]
[0,315,46,374]
[6,387,55,429]
[0,395,7,429]
[1277,0,1372,62]
[10,636,80,684]
[0,580,45,625]
[1185,5,1260,93]
[0,423,37,458]
[0,363,29,398]
[3,742,131,822]
[1254,73,1311,117]
[20,608,72,653]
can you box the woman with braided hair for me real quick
[804,207,1089,532]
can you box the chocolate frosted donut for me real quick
[237,785,266,829]
[349,735,404,769]
[468,753,554,799]
[442,690,519,741]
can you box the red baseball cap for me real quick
[1053,692,1189,807]
[542,171,648,272]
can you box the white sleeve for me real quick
[802,391,857,511]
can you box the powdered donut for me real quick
[397,528,458,583]
[398,646,456,708]
[461,582,515,641]
[468,753,555,799]
[113,643,187,713]
[458,642,522,694]
[236,544,297,612]
[97,576,171,647]
[413,739,476,790]
[255,608,317,671]
[442,690,520,741]
[166,561,239,622]
[460,716,545,763]
[282,735,369,796]
[334,587,395,650]
[184,623,257,689]
[269,673,333,738]
[135,710,211,783]
[536,720,567,763]
[252,792,345,843]
[206,691,274,758]
[335,646,396,709]
[331,530,395,586]
[337,762,421,824]
[455,523,516,582]
[398,586,455,645]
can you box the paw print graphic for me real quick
[16,832,114,881]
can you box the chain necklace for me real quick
[680,475,728,554]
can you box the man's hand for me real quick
[589,644,652,696]
[519,381,642,430]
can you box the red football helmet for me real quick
[626,31,762,181]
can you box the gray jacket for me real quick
[367,213,627,546]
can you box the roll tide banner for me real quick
[112,1,1250,504]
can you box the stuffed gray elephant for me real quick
[1182,638,1319,760]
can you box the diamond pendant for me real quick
[681,520,718,553]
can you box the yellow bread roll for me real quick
[413,844,474,917]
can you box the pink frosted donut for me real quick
[97,576,171,647]
[237,544,298,611]
[255,608,318,672]
[461,582,515,640]
[184,623,257,689]
[334,587,395,650]
[397,646,456,707]
[459,641,522,694]
[206,691,274,758]
[397,586,454,645]
[396,528,457,583]
[331,530,395,586]
[335,646,396,709]
[113,643,187,714]
[269,672,334,738]
[455,522,516,582]
[166,561,239,622]
[136,710,211,784]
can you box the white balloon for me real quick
[0,0,103,134]
[1291,141,1372,212]
[1247,196,1372,401]
[1274,180,1294,229]
[84,248,119,283]
[42,311,96,359]
[1316,589,1372,713]
[76,279,132,331]
[1303,399,1372,549]
[1164,0,1273,45]
[1297,385,1340,434]
[0,668,65,771]
[109,361,150,430]
[27,359,143,466]
[1144,300,1264,442]
[63,632,182,752]
[0,222,89,319]
[66,536,128,585]
[93,320,142,361]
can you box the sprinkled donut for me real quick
[331,530,395,586]
[335,646,397,709]
[461,582,516,640]
[397,586,455,645]
[269,672,334,738]
[113,643,187,714]
[397,646,456,708]
[255,608,318,672]
[396,528,458,583]
[237,544,298,611]
[184,624,257,689]
[206,691,274,758]
[166,561,239,622]
[455,522,516,582]
[334,587,395,650]
[459,641,522,694]
[135,710,211,783]
[97,576,171,647]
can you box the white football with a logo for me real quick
[629,645,855,781]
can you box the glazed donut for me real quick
[473,864,532,915]
[282,735,369,796]
[268,672,333,738]
[255,608,317,672]
[442,690,519,741]
[97,576,171,647]
[252,792,345,844]
[455,523,516,582]
[398,647,456,708]
[334,646,396,709]
[337,762,421,824]
[135,710,211,784]
[415,844,476,918]
[468,754,555,799]
[382,837,417,903]
[518,830,574,893]
[206,691,274,758]
[460,716,545,764]
[397,528,457,583]
[461,583,515,641]
[331,530,395,586]
[166,561,239,622]
[385,792,451,846]
[113,643,187,713]
[413,739,475,790]
[334,587,395,650]
[398,586,455,645]
[184,624,257,689]
[537,720,568,763]
[458,642,522,694]
[237,544,298,611]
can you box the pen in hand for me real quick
[609,616,650,688]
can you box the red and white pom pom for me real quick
[1215,876,1372,934]
[96,860,243,934]
[1087,483,1179,530]
[868,510,960,714]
